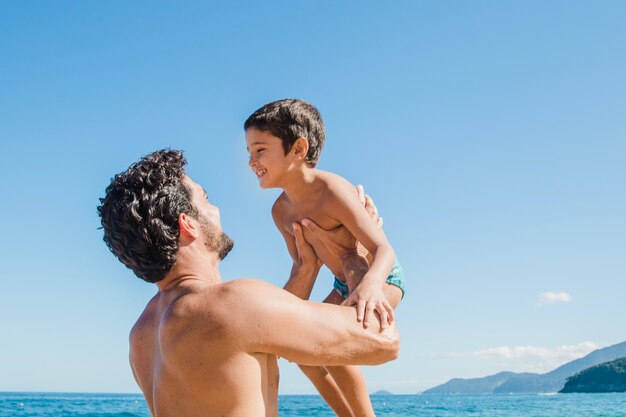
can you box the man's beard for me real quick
[199,216,234,260]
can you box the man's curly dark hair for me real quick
[97,149,198,283]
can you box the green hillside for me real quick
[494,341,626,393]
[560,357,626,393]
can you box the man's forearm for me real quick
[281,301,401,367]
[339,251,370,292]
[284,261,321,300]
[237,279,400,367]
[358,245,395,287]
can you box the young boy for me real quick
[244,99,405,417]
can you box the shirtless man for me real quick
[98,149,399,417]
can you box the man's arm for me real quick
[272,198,321,300]
[222,279,399,366]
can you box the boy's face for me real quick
[245,127,293,189]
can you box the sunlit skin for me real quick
[127,176,400,417]
[246,128,401,323]
[246,127,403,417]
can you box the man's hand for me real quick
[357,184,383,229]
[300,218,360,261]
[284,222,322,300]
[292,222,322,270]
[300,184,382,260]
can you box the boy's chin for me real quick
[259,180,279,190]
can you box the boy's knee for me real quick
[298,364,329,378]
[383,283,403,309]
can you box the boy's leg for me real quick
[383,282,403,309]
[326,276,403,417]
[296,289,355,417]
[297,364,353,417]
[323,289,377,417]
[326,365,376,417]
[383,259,405,310]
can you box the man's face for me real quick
[184,176,234,259]
[245,127,294,189]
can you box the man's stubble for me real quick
[198,215,234,260]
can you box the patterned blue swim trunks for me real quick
[333,258,405,299]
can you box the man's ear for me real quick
[292,137,309,160]
[178,213,199,240]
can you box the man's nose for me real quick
[248,155,256,168]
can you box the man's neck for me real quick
[157,249,221,291]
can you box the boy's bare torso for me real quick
[274,171,358,280]
[129,281,279,417]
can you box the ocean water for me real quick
[1,392,625,416]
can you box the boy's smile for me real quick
[245,127,294,189]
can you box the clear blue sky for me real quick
[1,1,624,394]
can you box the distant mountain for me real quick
[494,341,626,393]
[560,357,626,393]
[422,372,528,394]
[371,390,394,395]
[423,341,626,394]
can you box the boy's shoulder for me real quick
[316,170,358,200]
[270,171,358,221]
[271,191,289,219]
[307,169,350,189]
[272,191,288,208]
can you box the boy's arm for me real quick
[223,279,400,366]
[321,179,396,328]
[272,199,320,300]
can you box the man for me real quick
[98,149,399,417]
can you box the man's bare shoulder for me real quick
[129,280,275,355]
[167,280,281,324]
[129,294,159,343]
[165,281,260,320]
[216,278,282,305]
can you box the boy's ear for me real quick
[178,213,199,240]
[293,137,309,160]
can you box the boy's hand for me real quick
[342,281,394,331]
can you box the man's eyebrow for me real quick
[202,188,208,198]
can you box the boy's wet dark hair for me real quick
[97,149,198,283]
[244,98,325,167]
